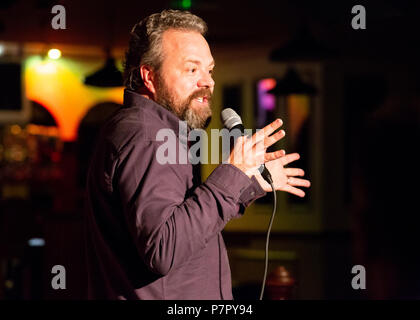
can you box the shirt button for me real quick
[250,191,255,196]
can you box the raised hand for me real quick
[228,118,286,177]
[254,152,311,197]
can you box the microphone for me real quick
[221,108,273,183]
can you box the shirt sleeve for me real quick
[114,139,266,276]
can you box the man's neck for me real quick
[136,86,154,101]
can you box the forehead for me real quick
[161,29,213,65]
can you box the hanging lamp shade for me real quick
[30,101,57,126]
[84,56,123,88]
[267,68,317,96]
[269,27,337,62]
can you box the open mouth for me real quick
[195,96,208,104]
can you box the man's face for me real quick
[154,29,215,129]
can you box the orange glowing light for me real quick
[287,95,310,146]
[26,124,60,137]
[10,124,22,135]
[25,56,124,141]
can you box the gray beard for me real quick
[181,104,212,130]
[155,78,212,129]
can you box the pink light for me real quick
[258,78,276,111]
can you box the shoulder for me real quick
[98,104,171,158]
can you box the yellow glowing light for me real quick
[25,56,124,141]
[35,61,57,74]
[48,48,61,60]
[10,124,22,135]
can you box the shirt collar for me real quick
[123,89,190,141]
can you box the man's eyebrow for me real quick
[185,59,215,68]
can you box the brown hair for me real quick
[123,9,207,91]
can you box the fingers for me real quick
[280,153,300,166]
[284,168,305,177]
[264,149,286,162]
[287,177,311,188]
[282,185,306,197]
[264,129,285,149]
[253,118,283,144]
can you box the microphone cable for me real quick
[220,107,279,300]
[259,179,277,300]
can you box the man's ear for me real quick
[139,65,157,96]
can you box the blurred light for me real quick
[10,146,25,162]
[47,126,59,136]
[26,124,41,135]
[26,124,59,137]
[171,0,191,10]
[181,0,191,9]
[258,78,276,111]
[25,55,124,141]
[5,280,14,289]
[28,238,45,247]
[1,184,29,199]
[48,48,61,60]
[35,61,57,74]
[10,124,22,135]
[0,44,4,56]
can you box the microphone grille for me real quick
[221,108,242,129]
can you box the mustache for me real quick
[189,89,213,102]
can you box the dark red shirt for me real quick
[84,89,265,299]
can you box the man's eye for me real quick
[189,68,196,73]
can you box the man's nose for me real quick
[197,71,215,89]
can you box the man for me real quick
[84,9,310,300]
